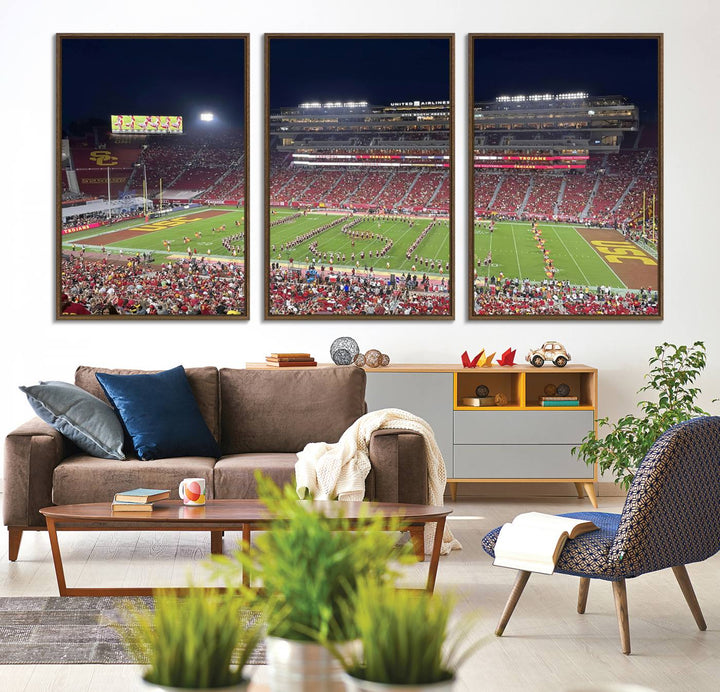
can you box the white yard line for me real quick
[510,223,522,278]
[553,225,591,286]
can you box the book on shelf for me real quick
[111,500,155,512]
[539,396,579,401]
[265,359,317,367]
[493,511,599,574]
[266,356,317,362]
[269,353,312,358]
[539,399,580,407]
[113,488,170,504]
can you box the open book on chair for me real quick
[493,512,599,575]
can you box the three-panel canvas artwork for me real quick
[57,33,661,320]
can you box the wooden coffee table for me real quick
[40,499,451,597]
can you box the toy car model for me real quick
[526,341,571,368]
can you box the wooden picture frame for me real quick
[469,34,662,319]
[57,34,250,319]
[265,34,454,319]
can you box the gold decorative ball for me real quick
[494,392,508,406]
[544,383,557,396]
[353,353,366,367]
[364,349,382,368]
[380,353,390,367]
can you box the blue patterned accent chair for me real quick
[481,416,720,654]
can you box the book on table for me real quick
[113,488,170,504]
[111,500,155,512]
[493,512,599,574]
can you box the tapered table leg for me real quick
[496,570,531,636]
[46,518,69,597]
[425,517,446,594]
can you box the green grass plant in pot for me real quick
[209,473,413,692]
[118,587,262,691]
[573,342,716,489]
[331,579,483,691]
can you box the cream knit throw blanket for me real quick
[295,408,461,556]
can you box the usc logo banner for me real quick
[89,150,119,167]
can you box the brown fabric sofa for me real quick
[4,365,427,561]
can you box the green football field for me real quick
[269,209,451,275]
[474,220,625,288]
[61,206,246,260]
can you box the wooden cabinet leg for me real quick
[672,565,707,631]
[577,577,590,614]
[496,570,531,636]
[611,579,631,655]
[583,482,598,508]
[8,528,23,562]
[210,530,223,555]
[573,482,585,499]
[448,482,458,502]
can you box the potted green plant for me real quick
[331,579,483,691]
[118,587,262,691]
[573,342,715,489]
[209,473,412,692]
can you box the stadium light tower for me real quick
[200,112,215,122]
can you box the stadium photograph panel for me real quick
[57,34,249,319]
[265,34,454,319]
[469,34,662,319]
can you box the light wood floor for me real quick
[1,494,718,692]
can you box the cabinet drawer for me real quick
[454,410,593,445]
[453,444,594,479]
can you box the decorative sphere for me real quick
[475,384,490,398]
[380,353,390,367]
[330,337,359,365]
[353,353,366,367]
[544,383,557,396]
[494,392,508,406]
[556,383,571,396]
[365,349,382,368]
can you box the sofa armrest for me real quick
[366,429,427,505]
[4,418,67,528]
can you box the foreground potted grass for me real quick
[118,587,262,691]
[209,473,412,692]
[331,579,483,691]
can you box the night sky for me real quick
[61,37,246,133]
[268,37,451,108]
[473,37,659,123]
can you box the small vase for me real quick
[266,636,346,692]
[141,677,250,691]
[341,672,456,692]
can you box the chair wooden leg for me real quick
[495,570,531,636]
[672,565,707,631]
[8,528,23,562]
[611,579,631,655]
[577,577,590,614]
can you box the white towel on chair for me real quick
[295,408,461,556]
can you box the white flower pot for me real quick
[341,672,456,692]
[141,676,249,691]
[265,636,346,692]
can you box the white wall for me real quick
[2,0,719,443]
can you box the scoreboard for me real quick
[474,153,589,170]
[111,115,183,134]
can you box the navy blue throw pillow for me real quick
[95,366,221,460]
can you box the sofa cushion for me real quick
[53,454,216,505]
[219,366,366,454]
[95,366,221,461]
[214,453,299,499]
[75,365,220,441]
[19,381,125,460]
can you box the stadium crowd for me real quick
[473,277,658,316]
[60,254,246,316]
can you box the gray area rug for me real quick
[0,597,266,665]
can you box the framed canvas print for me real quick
[265,34,454,319]
[57,34,249,319]
[469,34,662,319]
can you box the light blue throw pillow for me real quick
[95,365,221,461]
[20,381,125,460]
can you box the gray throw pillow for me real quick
[20,381,125,460]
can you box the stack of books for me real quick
[265,352,317,368]
[538,396,580,407]
[111,488,170,512]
